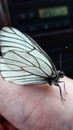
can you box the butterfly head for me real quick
[57,70,64,78]
[50,70,64,85]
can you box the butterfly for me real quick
[0,27,66,100]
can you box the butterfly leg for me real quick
[62,81,67,95]
[55,82,65,102]
[58,81,67,95]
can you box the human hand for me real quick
[0,76,73,130]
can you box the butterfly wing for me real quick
[0,27,56,85]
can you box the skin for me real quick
[0,76,73,130]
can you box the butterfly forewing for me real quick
[0,27,56,85]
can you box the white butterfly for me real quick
[0,27,65,100]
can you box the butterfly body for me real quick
[0,27,65,100]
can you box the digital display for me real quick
[39,6,68,18]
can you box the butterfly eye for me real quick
[60,71,64,78]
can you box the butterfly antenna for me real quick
[59,53,67,95]
[60,53,62,71]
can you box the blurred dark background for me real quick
[0,0,73,78]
